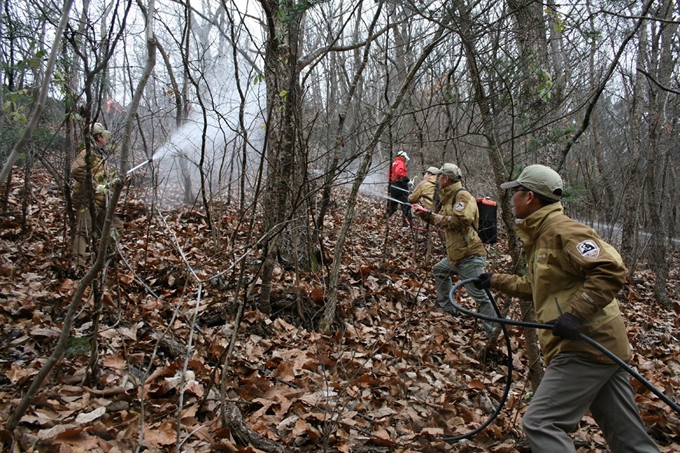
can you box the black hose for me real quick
[441,279,513,442]
[446,278,680,424]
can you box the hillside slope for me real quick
[0,168,678,452]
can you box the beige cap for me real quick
[91,122,111,138]
[500,164,563,200]
[425,166,441,175]
[439,163,462,180]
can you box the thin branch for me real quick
[637,67,680,96]
[558,0,656,172]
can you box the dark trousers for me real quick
[387,179,412,226]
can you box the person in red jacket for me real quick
[387,151,412,227]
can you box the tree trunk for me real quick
[460,0,546,387]
[620,17,648,269]
[256,0,304,311]
[642,0,676,308]
[520,299,543,391]
[506,0,563,169]
[585,2,615,232]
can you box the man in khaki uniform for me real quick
[412,163,497,336]
[476,165,659,453]
[408,166,440,216]
[71,123,124,268]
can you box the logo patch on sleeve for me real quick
[576,240,600,259]
[454,201,465,211]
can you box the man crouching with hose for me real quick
[475,165,660,453]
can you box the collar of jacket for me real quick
[439,181,463,198]
[80,140,106,156]
[515,202,564,246]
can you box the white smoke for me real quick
[148,50,266,205]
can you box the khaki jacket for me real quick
[408,176,437,213]
[428,182,486,264]
[71,144,116,210]
[491,203,631,365]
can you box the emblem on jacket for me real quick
[454,201,465,211]
[576,240,600,259]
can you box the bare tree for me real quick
[0,0,75,188]
[320,16,452,332]
[5,0,156,431]
[640,0,678,307]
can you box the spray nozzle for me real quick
[127,159,152,175]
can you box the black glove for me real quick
[474,272,493,290]
[550,313,583,340]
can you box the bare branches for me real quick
[637,67,680,96]
[0,0,75,188]
[558,0,656,172]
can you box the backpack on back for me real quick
[475,196,498,244]
[451,188,498,244]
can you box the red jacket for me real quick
[389,156,408,182]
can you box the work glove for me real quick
[550,313,583,340]
[474,272,493,290]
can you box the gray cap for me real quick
[439,163,462,180]
[397,150,410,161]
[500,164,563,200]
[425,166,441,175]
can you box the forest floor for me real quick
[0,168,679,453]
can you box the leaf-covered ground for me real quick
[0,169,678,452]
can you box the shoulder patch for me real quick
[576,240,600,259]
[454,201,465,211]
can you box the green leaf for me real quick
[253,73,265,85]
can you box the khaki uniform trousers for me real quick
[523,353,659,453]
[72,207,123,268]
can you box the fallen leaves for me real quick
[0,169,678,452]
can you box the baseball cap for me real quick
[397,151,410,161]
[91,122,112,139]
[425,166,441,175]
[500,164,563,200]
[439,163,462,180]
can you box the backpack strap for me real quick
[435,187,465,211]
[451,187,479,234]
[453,187,467,203]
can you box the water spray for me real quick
[390,185,410,194]
[127,159,152,175]
[374,193,411,206]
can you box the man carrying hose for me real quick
[412,163,497,337]
[475,165,659,452]
[408,166,440,215]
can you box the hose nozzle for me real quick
[127,159,152,175]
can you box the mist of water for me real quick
[132,52,266,205]
[355,170,413,208]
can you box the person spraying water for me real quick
[386,151,412,228]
